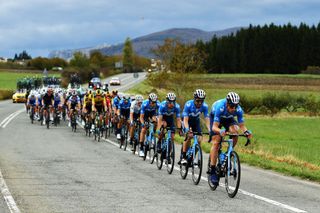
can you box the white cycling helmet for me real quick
[226,92,240,105]
[166,92,176,101]
[135,94,143,103]
[148,93,157,102]
[194,89,206,100]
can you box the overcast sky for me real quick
[0,0,319,58]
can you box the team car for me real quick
[109,77,121,86]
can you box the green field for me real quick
[0,71,61,90]
[126,73,320,182]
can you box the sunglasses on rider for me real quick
[195,99,203,104]
[228,103,238,109]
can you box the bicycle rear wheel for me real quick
[192,144,203,185]
[166,139,175,174]
[225,151,241,198]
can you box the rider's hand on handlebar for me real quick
[244,130,252,139]
[220,129,227,137]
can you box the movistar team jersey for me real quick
[118,99,131,110]
[113,96,120,108]
[140,100,160,114]
[182,100,209,119]
[158,101,181,118]
[210,99,244,123]
[130,100,141,114]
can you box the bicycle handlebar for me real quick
[227,133,251,146]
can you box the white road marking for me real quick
[76,123,308,213]
[0,168,21,213]
[0,109,24,128]
[0,109,24,212]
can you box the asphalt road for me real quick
[0,73,319,213]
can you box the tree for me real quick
[69,52,90,68]
[122,37,134,72]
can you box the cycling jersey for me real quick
[92,95,105,107]
[42,93,54,106]
[54,95,61,108]
[37,95,42,106]
[141,100,160,120]
[159,101,181,132]
[210,99,244,124]
[28,95,37,106]
[182,100,209,119]
[140,100,160,114]
[68,96,80,109]
[113,96,120,109]
[119,99,131,119]
[183,99,209,133]
[130,100,141,114]
[83,94,92,108]
[158,101,181,118]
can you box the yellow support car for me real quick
[12,90,27,103]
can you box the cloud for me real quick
[0,0,319,57]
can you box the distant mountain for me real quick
[48,27,242,60]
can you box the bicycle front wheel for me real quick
[179,147,188,179]
[166,140,175,174]
[192,144,203,185]
[149,135,156,164]
[207,156,218,191]
[225,151,241,198]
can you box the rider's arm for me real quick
[140,114,145,125]
[183,116,189,131]
[205,117,210,133]
[157,115,163,131]
[212,122,226,136]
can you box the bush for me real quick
[301,66,320,75]
[0,90,14,100]
[261,93,289,116]
[239,93,262,113]
[304,95,320,116]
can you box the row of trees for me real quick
[196,23,320,74]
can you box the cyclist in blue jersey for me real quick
[67,91,81,127]
[27,91,37,108]
[139,93,160,157]
[209,92,252,186]
[156,92,183,153]
[179,89,210,165]
[112,90,121,134]
[116,95,131,140]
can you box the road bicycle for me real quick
[179,132,209,185]
[119,115,129,150]
[143,121,157,163]
[156,126,175,174]
[131,119,141,155]
[207,133,250,198]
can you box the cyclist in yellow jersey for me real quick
[92,89,107,126]
[83,90,93,126]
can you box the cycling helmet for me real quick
[194,89,206,100]
[123,94,130,101]
[112,90,118,95]
[226,92,240,105]
[72,90,77,96]
[149,93,157,102]
[96,89,102,95]
[166,92,176,102]
[135,95,143,103]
